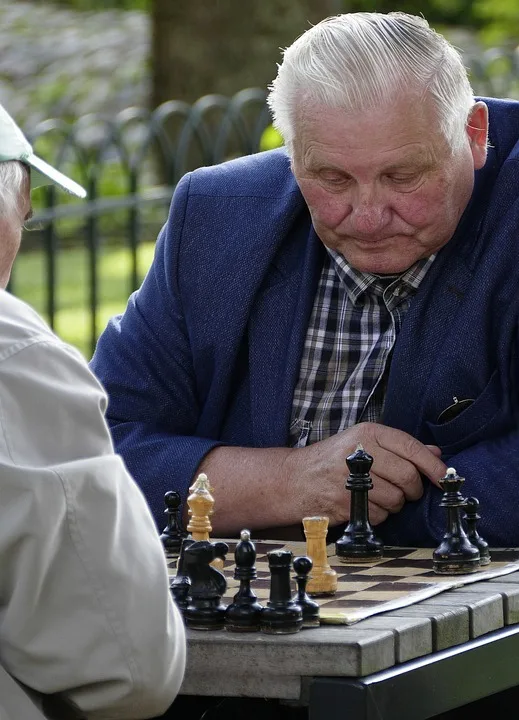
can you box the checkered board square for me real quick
[166,542,519,625]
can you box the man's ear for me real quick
[466,102,488,170]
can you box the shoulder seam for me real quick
[0,336,63,365]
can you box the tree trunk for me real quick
[151,0,340,108]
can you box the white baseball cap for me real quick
[0,103,86,199]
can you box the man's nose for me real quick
[350,187,390,235]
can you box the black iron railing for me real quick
[13,88,270,356]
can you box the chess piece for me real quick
[187,473,214,541]
[260,550,303,635]
[292,556,320,628]
[225,529,263,632]
[187,473,223,570]
[183,540,229,630]
[335,445,384,563]
[169,537,195,612]
[160,490,188,556]
[464,496,491,566]
[433,468,481,574]
[302,516,338,596]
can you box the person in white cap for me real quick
[0,105,186,719]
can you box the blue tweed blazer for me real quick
[91,97,519,546]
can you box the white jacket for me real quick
[0,290,186,719]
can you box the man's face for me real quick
[0,169,31,288]
[291,96,488,274]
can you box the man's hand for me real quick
[284,422,447,527]
[198,424,446,535]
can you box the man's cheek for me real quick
[306,193,350,229]
[393,195,434,228]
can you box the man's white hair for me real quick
[267,12,475,156]
[0,161,28,219]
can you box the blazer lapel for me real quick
[383,255,473,436]
[248,222,324,447]
[383,198,484,437]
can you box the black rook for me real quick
[260,550,303,635]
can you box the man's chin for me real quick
[337,244,422,275]
[340,250,419,275]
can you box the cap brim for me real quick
[27,152,87,199]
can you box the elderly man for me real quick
[0,105,185,718]
[91,12,519,548]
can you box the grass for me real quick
[11,241,156,358]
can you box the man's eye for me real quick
[320,173,350,185]
[387,173,419,184]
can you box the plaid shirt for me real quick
[289,249,435,448]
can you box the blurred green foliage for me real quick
[44,0,519,45]
[40,0,149,9]
[340,0,518,44]
[259,125,284,152]
[342,0,472,24]
[473,0,519,45]
[15,239,155,358]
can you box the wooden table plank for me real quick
[181,669,303,699]
[184,625,396,693]
[353,615,432,664]
[445,580,519,625]
[417,590,504,638]
[483,582,519,624]
[381,604,470,651]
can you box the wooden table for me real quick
[180,570,519,719]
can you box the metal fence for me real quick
[11,48,519,356]
[12,87,270,356]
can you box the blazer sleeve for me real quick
[379,427,519,548]
[0,336,186,720]
[427,433,519,547]
[90,173,223,530]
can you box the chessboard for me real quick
[166,541,519,625]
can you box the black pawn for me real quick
[225,529,263,632]
[464,497,491,566]
[335,445,384,563]
[292,556,320,628]
[433,468,480,574]
[160,491,188,556]
[260,550,303,635]
[184,540,229,630]
[170,537,195,611]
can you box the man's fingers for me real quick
[369,472,406,514]
[368,500,389,526]
[369,448,423,502]
[424,446,447,488]
[426,444,443,458]
[374,425,447,484]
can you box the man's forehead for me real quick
[295,99,446,167]
[298,136,439,177]
[304,142,432,166]
[298,94,438,136]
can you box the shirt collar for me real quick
[326,249,436,304]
